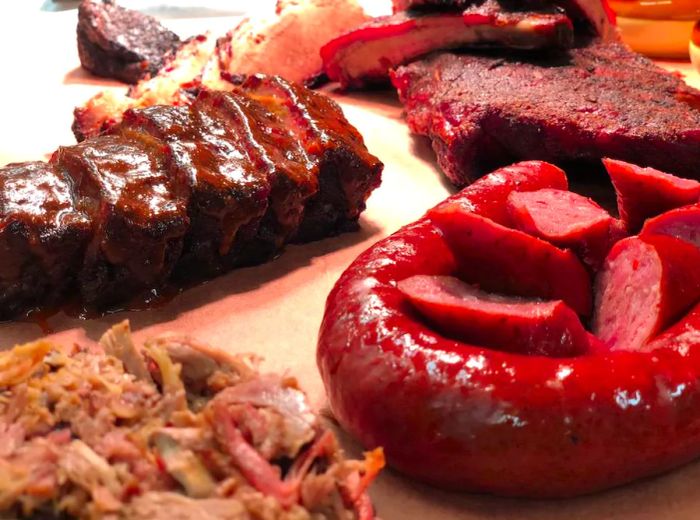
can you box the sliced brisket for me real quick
[392,41,700,186]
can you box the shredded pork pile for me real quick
[0,322,382,519]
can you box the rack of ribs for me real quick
[0,77,382,318]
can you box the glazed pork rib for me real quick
[0,163,91,316]
[392,41,700,186]
[239,75,383,241]
[52,135,190,307]
[0,79,382,317]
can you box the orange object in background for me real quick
[609,0,700,59]
[692,21,700,70]
[609,0,700,20]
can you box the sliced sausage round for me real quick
[398,275,592,357]
[506,188,618,270]
[604,158,700,233]
[429,204,592,316]
[593,235,700,351]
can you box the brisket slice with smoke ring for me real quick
[391,0,618,40]
[392,41,700,186]
[321,4,574,89]
[0,79,382,317]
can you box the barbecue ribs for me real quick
[392,41,700,186]
[0,79,382,318]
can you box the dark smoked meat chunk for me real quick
[194,90,318,263]
[0,163,90,318]
[0,76,382,318]
[77,0,182,84]
[238,75,383,241]
[51,135,189,307]
[392,41,700,186]
[112,104,271,277]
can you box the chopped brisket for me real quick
[0,322,383,519]
[77,0,182,84]
[392,41,700,186]
[0,80,382,317]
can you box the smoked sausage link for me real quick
[398,275,591,357]
[439,161,568,225]
[604,158,700,233]
[506,188,617,270]
[318,160,700,497]
[646,301,700,353]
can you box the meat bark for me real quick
[0,163,90,318]
[392,41,700,186]
[77,0,182,84]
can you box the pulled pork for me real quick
[0,321,383,519]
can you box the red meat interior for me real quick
[592,239,661,349]
[403,173,700,358]
[398,274,590,357]
[507,189,610,239]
